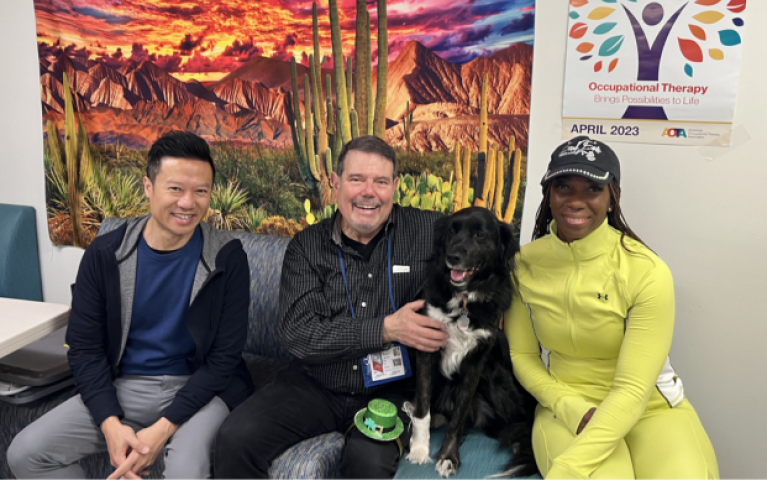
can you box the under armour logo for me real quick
[597,293,609,301]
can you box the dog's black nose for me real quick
[446,254,461,266]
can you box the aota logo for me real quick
[662,128,687,138]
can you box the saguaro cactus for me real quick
[483,146,497,208]
[329,0,352,144]
[504,147,523,224]
[354,0,371,136]
[288,59,313,188]
[346,56,353,112]
[312,2,326,131]
[403,101,413,153]
[373,0,388,139]
[365,9,374,135]
[479,73,488,156]
[350,109,360,139]
[461,146,471,209]
[453,144,463,213]
[493,150,505,220]
[474,152,486,208]
[62,71,86,247]
[310,54,328,156]
[326,74,334,137]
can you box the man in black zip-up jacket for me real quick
[8,132,253,479]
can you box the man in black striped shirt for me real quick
[215,136,448,478]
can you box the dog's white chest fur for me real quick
[426,302,492,378]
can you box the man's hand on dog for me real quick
[383,300,449,352]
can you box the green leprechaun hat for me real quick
[354,399,404,441]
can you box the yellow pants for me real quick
[533,398,719,479]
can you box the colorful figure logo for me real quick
[569,0,746,120]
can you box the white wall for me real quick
[0,1,764,477]
[523,2,767,478]
[0,1,83,305]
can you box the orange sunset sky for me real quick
[35,0,535,82]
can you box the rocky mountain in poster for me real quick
[40,41,532,151]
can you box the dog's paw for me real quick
[407,446,432,465]
[435,458,458,478]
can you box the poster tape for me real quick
[698,124,751,161]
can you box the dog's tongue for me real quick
[451,270,467,282]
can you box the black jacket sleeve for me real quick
[65,244,124,427]
[162,241,251,425]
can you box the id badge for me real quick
[361,343,412,388]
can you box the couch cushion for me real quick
[394,427,540,479]
[230,231,292,361]
[269,432,345,479]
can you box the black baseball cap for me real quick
[541,136,620,186]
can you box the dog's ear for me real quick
[497,219,518,270]
[433,215,450,257]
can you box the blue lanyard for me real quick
[338,234,396,319]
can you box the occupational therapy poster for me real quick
[562,0,746,146]
[33,0,536,248]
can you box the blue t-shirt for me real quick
[120,227,201,376]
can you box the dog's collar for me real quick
[452,293,470,331]
[455,293,468,310]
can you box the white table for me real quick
[0,297,70,360]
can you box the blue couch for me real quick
[1,216,523,479]
[0,218,345,478]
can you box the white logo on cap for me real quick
[559,139,601,161]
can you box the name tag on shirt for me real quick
[392,265,410,273]
[361,343,412,387]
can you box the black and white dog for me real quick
[404,207,537,478]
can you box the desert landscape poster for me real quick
[34,0,535,246]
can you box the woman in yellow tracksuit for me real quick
[504,136,718,479]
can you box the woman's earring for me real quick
[608,207,613,212]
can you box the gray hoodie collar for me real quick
[112,214,234,363]
[115,214,229,271]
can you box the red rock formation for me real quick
[224,103,244,115]
[376,41,532,122]
[381,41,465,120]
[38,42,533,152]
[462,43,532,115]
[212,55,336,96]
[117,60,139,77]
[185,79,223,105]
[89,63,128,88]
[40,73,90,113]
[90,78,138,110]
[125,61,195,108]
[386,115,529,153]
[47,54,99,99]
[211,78,290,123]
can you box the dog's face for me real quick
[433,207,517,290]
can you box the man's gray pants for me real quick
[7,375,229,479]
